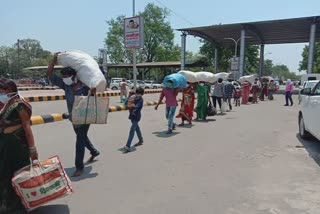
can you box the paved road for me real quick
[30,95,320,214]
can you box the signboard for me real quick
[124,16,144,49]
[230,57,239,71]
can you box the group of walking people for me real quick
[0,54,295,213]
[153,78,250,134]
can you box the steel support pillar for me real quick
[308,23,317,74]
[180,33,187,70]
[259,44,264,77]
[239,29,246,77]
[214,48,218,73]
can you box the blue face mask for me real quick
[0,93,10,105]
[0,92,17,105]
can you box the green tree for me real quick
[299,43,320,73]
[104,3,180,78]
[199,40,233,72]
[199,40,259,74]
[0,39,52,79]
[245,45,259,74]
[263,59,274,76]
[272,64,298,80]
[105,15,132,63]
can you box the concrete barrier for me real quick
[31,113,69,125]
[18,87,57,91]
[24,89,162,102]
[30,100,165,125]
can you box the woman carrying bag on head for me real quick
[176,83,195,126]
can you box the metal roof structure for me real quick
[178,16,320,46]
[23,60,209,71]
[106,60,208,69]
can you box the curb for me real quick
[273,90,299,95]
[30,100,166,125]
[31,113,69,125]
[19,87,57,91]
[25,89,162,102]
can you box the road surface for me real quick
[29,95,320,214]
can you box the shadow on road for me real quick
[296,134,320,167]
[152,131,180,138]
[64,165,98,182]
[193,118,216,123]
[176,124,194,128]
[30,204,70,214]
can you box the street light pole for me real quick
[224,37,250,57]
[224,38,237,56]
[132,0,137,90]
[17,39,20,80]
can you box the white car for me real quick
[144,80,162,89]
[298,80,319,104]
[110,79,121,90]
[298,81,320,140]
[127,80,146,89]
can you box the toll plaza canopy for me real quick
[178,16,320,46]
[177,16,320,77]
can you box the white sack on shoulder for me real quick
[238,75,256,84]
[214,72,230,80]
[178,70,197,83]
[58,50,106,92]
[196,71,217,83]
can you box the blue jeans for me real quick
[166,106,177,130]
[268,90,274,100]
[126,120,143,147]
[73,124,99,170]
[285,91,293,105]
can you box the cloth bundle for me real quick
[177,70,197,83]
[58,50,107,92]
[163,73,187,88]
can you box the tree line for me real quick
[0,39,52,79]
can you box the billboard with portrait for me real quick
[124,16,144,49]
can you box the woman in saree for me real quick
[176,83,195,126]
[195,82,210,120]
[241,80,251,105]
[0,79,38,214]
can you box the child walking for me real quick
[234,87,241,107]
[123,87,144,153]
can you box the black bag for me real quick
[207,102,216,116]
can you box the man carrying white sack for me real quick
[48,53,100,177]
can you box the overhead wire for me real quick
[153,0,194,26]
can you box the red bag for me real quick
[12,156,73,211]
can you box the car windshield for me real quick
[305,81,318,89]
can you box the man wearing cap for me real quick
[48,53,100,177]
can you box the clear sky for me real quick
[1,0,319,74]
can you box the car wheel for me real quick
[299,114,311,139]
[153,86,157,89]
[111,87,118,90]
[145,87,149,89]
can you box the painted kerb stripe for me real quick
[25,89,162,102]
[30,100,166,125]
